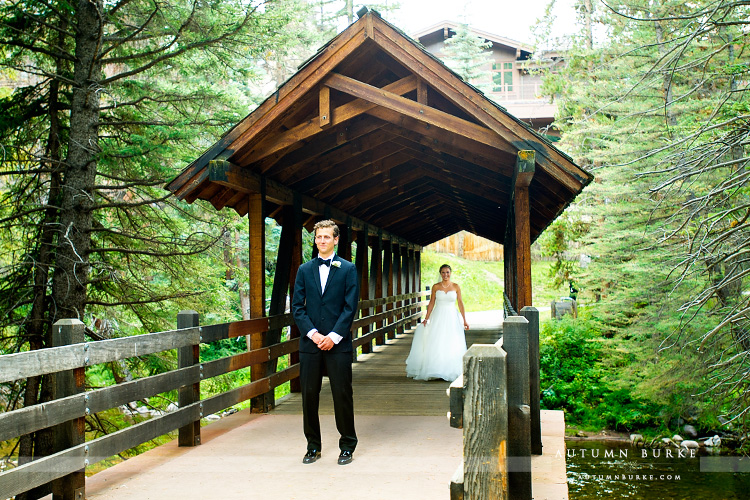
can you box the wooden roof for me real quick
[166,11,592,247]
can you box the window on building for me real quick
[492,62,514,92]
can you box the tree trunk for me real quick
[51,0,103,322]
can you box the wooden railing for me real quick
[0,291,428,500]
[448,306,541,500]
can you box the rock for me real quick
[661,437,675,447]
[630,433,644,445]
[683,424,698,438]
[704,435,721,448]
[221,408,238,417]
[203,414,221,422]
[718,416,734,430]
[579,254,591,268]
[672,434,684,443]
[136,406,150,414]
[166,403,179,413]
[681,440,699,449]
[576,430,586,437]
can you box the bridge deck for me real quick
[85,316,567,500]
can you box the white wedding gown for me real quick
[405,290,468,381]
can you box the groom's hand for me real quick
[317,336,334,351]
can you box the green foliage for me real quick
[540,316,660,431]
[531,0,750,435]
[440,23,493,92]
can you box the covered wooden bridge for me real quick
[0,9,591,500]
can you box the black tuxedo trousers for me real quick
[291,256,359,452]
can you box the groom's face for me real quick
[315,227,338,258]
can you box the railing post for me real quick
[463,342,508,500]
[51,318,85,500]
[177,310,201,446]
[504,316,532,499]
[521,306,542,455]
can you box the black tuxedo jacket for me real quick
[292,255,359,354]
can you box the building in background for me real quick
[412,21,563,139]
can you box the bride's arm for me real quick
[424,286,437,322]
[455,284,469,329]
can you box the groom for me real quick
[291,220,359,465]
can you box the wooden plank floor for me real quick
[272,325,502,416]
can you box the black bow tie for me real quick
[317,257,332,267]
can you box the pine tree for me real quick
[441,23,493,92]
[537,0,750,431]
[0,0,310,482]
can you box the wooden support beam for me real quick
[371,232,384,345]
[323,72,514,152]
[514,151,534,311]
[338,218,352,261]
[265,203,298,407]
[355,228,371,355]
[319,85,331,128]
[248,190,271,413]
[51,319,86,500]
[417,77,428,105]
[462,341,509,499]
[289,194,303,393]
[177,311,201,447]
[383,239,394,340]
[393,244,403,336]
[504,316,532,499]
[520,306,543,456]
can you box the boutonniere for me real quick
[331,260,341,268]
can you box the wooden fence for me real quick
[0,291,428,500]
[448,306,541,500]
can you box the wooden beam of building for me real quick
[513,151,535,311]
[319,85,331,128]
[207,159,421,251]
[237,75,417,165]
[323,72,514,153]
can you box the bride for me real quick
[406,264,469,381]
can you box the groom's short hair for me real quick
[313,219,339,238]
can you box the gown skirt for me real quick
[405,290,468,381]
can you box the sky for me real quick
[384,0,580,45]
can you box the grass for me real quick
[420,250,566,311]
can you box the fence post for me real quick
[51,318,86,500]
[520,306,542,455]
[463,342,508,500]
[177,310,201,446]
[504,316,532,499]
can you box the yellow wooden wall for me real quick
[424,231,503,261]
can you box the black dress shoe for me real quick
[303,450,321,464]
[338,450,353,465]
